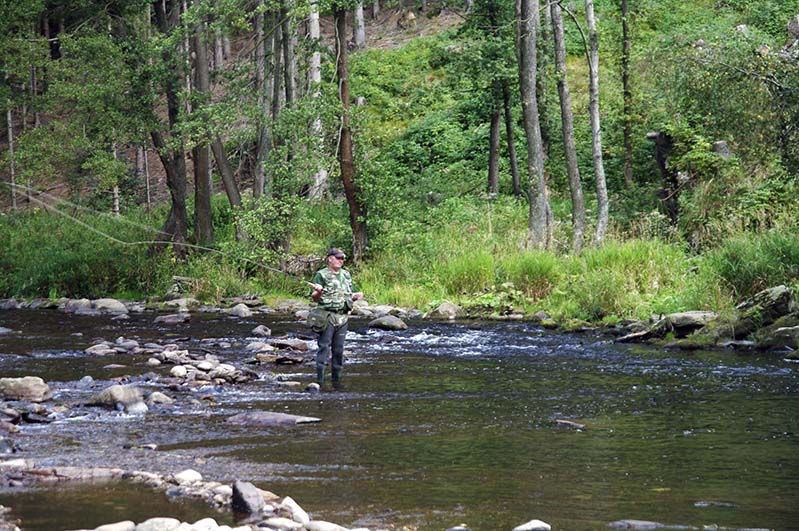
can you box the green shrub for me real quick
[437,250,495,296]
[498,251,562,300]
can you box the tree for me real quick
[307,0,328,199]
[353,2,366,49]
[585,0,609,245]
[191,0,214,245]
[551,0,585,253]
[334,2,367,261]
[621,0,633,187]
[517,0,551,249]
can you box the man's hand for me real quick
[352,292,364,301]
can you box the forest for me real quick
[2,0,799,323]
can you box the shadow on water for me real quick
[1,310,798,530]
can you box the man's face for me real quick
[328,255,345,269]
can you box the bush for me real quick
[498,251,562,300]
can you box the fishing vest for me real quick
[312,267,355,313]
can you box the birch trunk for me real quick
[308,0,328,200]
[372,0,379,19]
[585,0,609,244]
[551,1,585,253]
[517,0,550,250]
[192,0,214,244]
[281,1,297,106]
[353,2,366,49]
[6,102,17,210]
[253,5,268,198]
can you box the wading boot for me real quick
[331,369,342,390]
[316,367,325,385]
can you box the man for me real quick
[309,248,364,386]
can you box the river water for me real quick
[0,309,798,531]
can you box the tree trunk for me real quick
[621,0,633,187]
[535,0,551,160]
[152,0,189,259]
[335,4,367,262]
[211,139,242,209]
[372,0,379,19]
[281,1,297,107]
[253,4,268,198]
[6,107,17,211]
[517,0,551,250]
[502,82,521,198]
[551,1,585,253]
[192,0,214,245]
[585,0,609,244]
[308,0,328,200]
[353,2,366,49]
[487,91,501,194]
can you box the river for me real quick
[0,308,798,530]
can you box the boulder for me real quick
[512,520,551,531]
[279,496,309,524]
[231,480,264,515]
[226,303,253,318]
[87,385,147,414]
[0,299,19,310]
[260,517,303,530]
[95,521,136,531]
[94,298,129,314]
[252,325,272,337]
[0,377,52,402]
[425,301,463,319]
[617,311,718,342]
[146,392,174,405]
[226,411,321,426]
[269,338,309,352]
[154,313,190,325]
[305,522,349,531]
[0,327,13,335]
[162,298,200,310]
[133,517,182,531]
[368,315,408,331]
[173,469,202,484]
[63,298,92,313]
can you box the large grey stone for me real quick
[368,315,408,331]
[226,411,321,426]
[94,298,129,314]
[512,520,551,531]
[226,303,253,318]
[95,521,136,531]
[231,480,264,515]
[64,298,92,313]
[0,377,52,402]
[425,301,463,319]
[87,385,147,414]
[134,518,182,531]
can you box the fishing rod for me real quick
[1,181,319,289]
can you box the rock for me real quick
[279,496,309,524]
[305,383,321,393]
[170,366,188,378]
[226,411,321,426]
[85,343,118,356]
[188,518,219,530]
[115,337,140,350]
[0,377,52,402]
[736,285,796,321]
[64,298,92,313]
[305,522,349,531]
[226,303,253,318]
[87,385,147,414]
[554,419,585,430]
[162,298,200,310]
[607,520,665,530]
[154,313,190,325]
[245,341,274,352]
[260,517,303,530]
[712,140,731,159]
[0,299,19,310]
[173,469,202,484]
[133,517,182,531]
[270,339,309,352]
[95,521,136,531]
[0,327,13,335]
[146,358,162,367]
[512,520,551,531]
[425,301,463,319]
[368,315,408,331]
[231,480,264,514]
[756,325,799,350]
[618,311,718,342]
[146,392,174,405]
[252,325,272,337]
[94,298,129,314]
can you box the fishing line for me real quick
[1,181,318,288]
